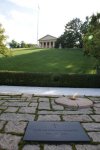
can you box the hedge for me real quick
[0,71,100,88]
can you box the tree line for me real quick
[9,40,36,49]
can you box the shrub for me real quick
[0,71,100,88]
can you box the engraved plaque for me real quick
[23,121,90,143]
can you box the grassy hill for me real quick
[0,48,96,74]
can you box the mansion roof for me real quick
[39,35,57,41]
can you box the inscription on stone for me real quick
[23,121,90,143]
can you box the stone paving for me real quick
[0,93,100,150]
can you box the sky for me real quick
[0,0,100,44]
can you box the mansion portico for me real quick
[39,35,57,48]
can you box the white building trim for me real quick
[39,35,57,48]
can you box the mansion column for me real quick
[41,42,42,48]
[46,42,47,48]
[53,41,55,48]
[49,42,51,48]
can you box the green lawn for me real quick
[0,48,96,74]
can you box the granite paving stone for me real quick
[22,145,40,150]
[38,115,61,121]
[94,103,100,108]
[2,101,29,107]
[38,110,93,115]
[29,102,38,107]
[0,113,34,121]
[52,104,64,110]
[0,133,21,150]
[22,94,33,101]
[39,97,50,102]
[19,107,36,114]
[94,107,100,114]
[5,107,19,113]
[7,98,27,101]
[5,121,27,134]
[75,145,100,150]
[38,110,60,115]
[0,96,11,99]
[63,115,92,122]
[88,97,100,101]
[0,100,6,105]
[0,121,6,130]
[38,102,51,110]
[93,101,100,104]
[44,145,72,150]
[0,106,7,110]
[91,115,100,122]
[30,99,38,103]
[64,108,93,114]
[88,132,100,142]
[82,123,100,131]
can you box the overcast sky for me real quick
[0,0,100,44]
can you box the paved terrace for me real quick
[0,93,100,150]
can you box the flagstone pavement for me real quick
[0,93,100,150]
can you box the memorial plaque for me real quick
[23,121,90,143]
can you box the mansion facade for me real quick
[39,35,57,48]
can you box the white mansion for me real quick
[39,35,57,48]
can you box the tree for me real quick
[0,24,10,56]
[55,18,89,48]
[64,18,82,48]
[20,41,26,48]
[83,13,100,73]
[9,40,20,48]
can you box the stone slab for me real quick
[75,144,100,150]
[82,123,100,131]
[88,132,100,142]
[52,104,64,110]
[19,107,36,114]
[63,115,92,122]
[5,107,19,113]
[2,102,29,107]
[0,121,6,130]
[0,106,7,110]
[44,145,72,150]
[0,133,21,150]
[38,115,60,121]
[38,102,50,110]
[94,103,100,108]
[38,109,92,115]
[94,107,100,114]
[39,97,50,102]
[0,100,6,105]
[0,113,34,121]
[29,103,38,107]
[5,121,27,134]
[23,121,90,142]
[22,145,40,150]
[91,115,100,122]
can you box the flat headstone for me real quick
[23,121,90,143]
[55,97,93,109]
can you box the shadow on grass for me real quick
[0,48,96,74]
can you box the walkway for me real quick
[0,93,100,149]
[0,85,100,96]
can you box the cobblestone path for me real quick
[0,93,100,150]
